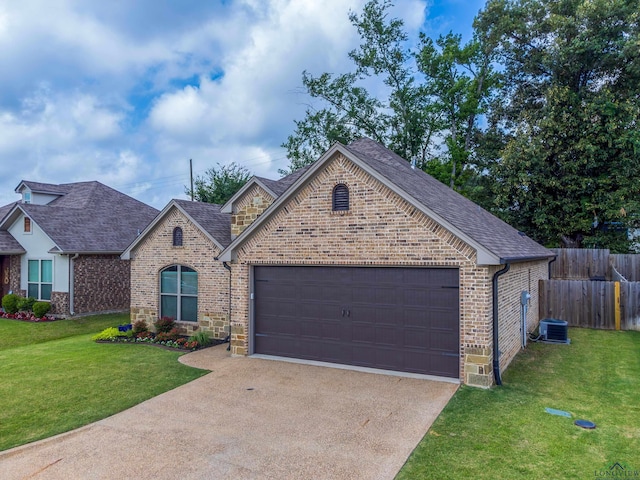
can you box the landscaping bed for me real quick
[1,293,56,322]
[91,316,225,352]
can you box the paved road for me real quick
[0,344,457,479]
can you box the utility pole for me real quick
[190,159,194,201]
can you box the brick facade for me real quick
[228,154,504,385]
[230,185,274,238]
[496,260,548,371]
[72,255,130,314]
[130,207,230,339]
[226,153,549,387]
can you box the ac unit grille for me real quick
[539,319,570,344]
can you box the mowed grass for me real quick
[0,314,209,451]
[397,328,640,479]
[0,313,125,349]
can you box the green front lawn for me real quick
[0,314,209,452]
[397,328,640,479]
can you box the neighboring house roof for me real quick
[15,180,72,196]
[0,231,25,254]
[0,181,159,254]
[121,199,231,259]
[219,138,554,265]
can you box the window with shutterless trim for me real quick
[160,265,197,322]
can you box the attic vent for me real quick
[332,184,349,211]
[173,227,183,246]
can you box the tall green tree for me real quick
[185,162,251,205]
[477,0,640,251]
[281,0,494,193]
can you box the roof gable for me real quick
[219,139,553,265]
[121,199,231,259]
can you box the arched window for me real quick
[332,184,349,211]
[172,227,183,246]
[160,265,197,322]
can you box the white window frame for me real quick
[27,259,53,301]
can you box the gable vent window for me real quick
[173,227,183,246]
[24,217,32,233]
[332,184,350,211]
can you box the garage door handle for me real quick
[341,309,345,317]
[346,309,350,317]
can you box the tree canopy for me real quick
[283,0,640,252]
[477,0,640,250]
[185,162,252,205]
[281,0,494,193]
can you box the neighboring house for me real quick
[122,199,232,339]
[0,180,158,315]
[123,138,553,387]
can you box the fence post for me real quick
[615,281,621,331]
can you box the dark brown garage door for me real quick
[254,266,459,378]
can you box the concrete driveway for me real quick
[0,344,458,480]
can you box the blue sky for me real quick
[0,0,486,209]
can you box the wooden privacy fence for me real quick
[550,248,640,281]
[539,279,640,331]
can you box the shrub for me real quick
[136,331,154,340]
[17,296,36,312]
[132,320,148,334]
[2,294,20,314]
[155,327,180,342]
[91,327,123,341]
[190,330,212,347]
[32,302,51,318]
[154,316,176,333]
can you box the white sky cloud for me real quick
[0,0,482,209]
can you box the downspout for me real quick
[69,253,79,315]
[547,255,557,279]
[492,263,510,386]
[222,261,232,351]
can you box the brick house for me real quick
[0,181,158,315]
[124,138,553,387]
[217,139,554,387]
[122,199,232,339]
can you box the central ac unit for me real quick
[539,319,570,344]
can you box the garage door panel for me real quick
[254,266,459,378]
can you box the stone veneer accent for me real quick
[130,206,230,339]
[230,185,274,238]
[71,255,130,314]
[9,255,21,294]
[228,153,508,385]
[49,292,69,316]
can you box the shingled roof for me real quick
[172,199,231,248]
[221,164,314,213]
[344,138,553,263]
[220,138,553,265]
[121,199,231,259]
[0,181,159,253]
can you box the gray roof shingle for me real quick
[5,181,159,253]
[173,199,231,248]
[0,230,25,254]
[344,138,552,262]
